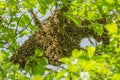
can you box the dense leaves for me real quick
[0,0,120,80]
[58,29,120,79]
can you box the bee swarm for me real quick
[11,11,109,68]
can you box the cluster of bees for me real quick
[11,10,110,68]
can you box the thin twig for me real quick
[88,38,96,47]
[16,18,32,36]
[15,14,23,35]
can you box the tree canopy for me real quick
[0,0,120,80]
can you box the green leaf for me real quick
[32,75,43,80]
[56,70,66,80]
[0,10,7,16]
[44,73,54,80]
[36,65,45,75]
[0,54,2,61]
[86,46,95,58]
[112,73,120,79]
[23,0,36,9]
[59,57,69,63]
[92,23,103,36]
[29,24,35,31]
[38,57,48,66]
[26,56,47,75]
[68,65,79,72]
[19,30,29,38]
[10,23,16,27]
[0,1,6,9]
[8,73,16,80]
[1,50,9,59]
[79,55,89,61]
[68,15,81,27]
[105,23,118,34]
[106,0,115,4]
[84,61,97,71]
[18,14,30,28]
[38,1,49,16]
[72,49,82,58]
[22,14,30,24]
[35,49,43,57]
[87,12,102,20]
[10,17,19,22]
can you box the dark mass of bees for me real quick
[11,10,109,68]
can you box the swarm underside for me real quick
[11,11,109,68]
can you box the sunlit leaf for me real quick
[67,15,81,27]
[68,65,79,72]
[0,1,6,8]
[0,54,2,61]
[84,61,97,71]
[72,49,81,57]
[32,75,43,80]
[59,57,69,63]
[38,1,49,16]
[56,70,67,80]
[15,72,21,80]
[105,23,118,34]
[106,0,115,4]
[112,73,120,79]
[19,30,29,38]
[87,12,102,20]
[86,46,96,58]
[103,68,111,76]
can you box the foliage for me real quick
[58,31,120,79]
[0,0,120,80]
